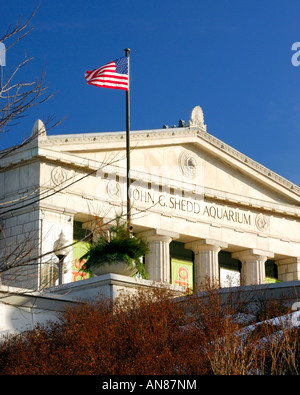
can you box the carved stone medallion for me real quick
[51,167,67,186]
[107,179,120,200]
[255,213,269,232]
[179,151,198,178]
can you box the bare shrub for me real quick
[0,285,299,375]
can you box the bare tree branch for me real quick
[0,4,55,135]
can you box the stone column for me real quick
[141,230,179,283]
[232,249,274,286]
[276,257,300,282]
[185,239,228,290]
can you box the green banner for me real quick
[72,241,91,282]
[171,259,193,292]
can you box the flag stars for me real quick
[115,57,128,75]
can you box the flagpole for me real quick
[124,48,131,228]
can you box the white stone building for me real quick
[1,106,300,292]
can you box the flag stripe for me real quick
[89,81,128,88]
[88,83,128,91]
[87,76,128,86]
[85,57,129,91]
[91,78,128,85]
[94,73,128,81]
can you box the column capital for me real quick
[185,238,228,253]
[139,229,179,243]
[232,248,274,262]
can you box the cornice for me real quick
[43,127,199,148]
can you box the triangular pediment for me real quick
[126,138,300,212]
[28,119,300,215]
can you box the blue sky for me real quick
[1,0,300,185]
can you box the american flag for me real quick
[85,57,129,91]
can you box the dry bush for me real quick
[181,286,261,375]
[180,285,300,375]
[0,288,205,375]
[0,285,299,375]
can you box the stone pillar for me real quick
[232,249,274,286]
[276,257,300,282]
[185,239,228,290]
[141,230,179,283]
